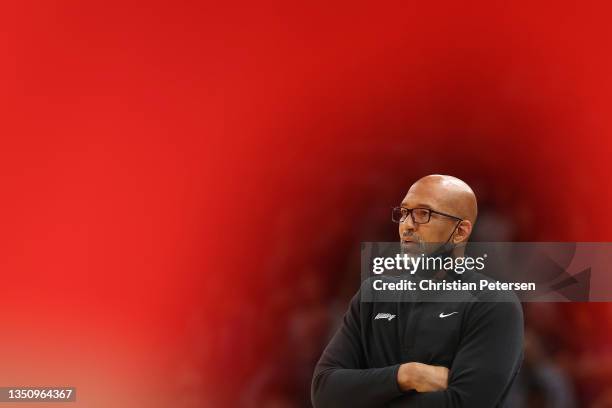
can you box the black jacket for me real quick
[312,273,524,407]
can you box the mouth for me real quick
[401,239,420,247]
[401,235,424,249]
[402,235,418,244]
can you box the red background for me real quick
[2,1,612,406]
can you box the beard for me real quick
[400,225,460,276]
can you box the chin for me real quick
[400,242,423,255]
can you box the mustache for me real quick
[402,231,424,244]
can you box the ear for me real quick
[453,220,472,244]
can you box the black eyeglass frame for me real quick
[392,206,463,224]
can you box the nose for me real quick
[399,213,416,236]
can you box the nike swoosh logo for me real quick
[439,312,458,318]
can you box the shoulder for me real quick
[459,271,524,325]
[460,270,522,303]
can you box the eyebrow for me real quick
[400,203,434,209]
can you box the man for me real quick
[311,175,524,407]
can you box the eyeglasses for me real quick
[392,206,463,224]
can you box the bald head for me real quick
[399,175,478,246]
[410,175,478,224]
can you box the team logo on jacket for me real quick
[374,313,396,321]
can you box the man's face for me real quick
[398,183,461,253]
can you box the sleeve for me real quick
[386,297,524,408]
[311,291,404,408]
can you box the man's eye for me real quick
[414,209,429,218]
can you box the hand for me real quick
[397,362,449,392]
